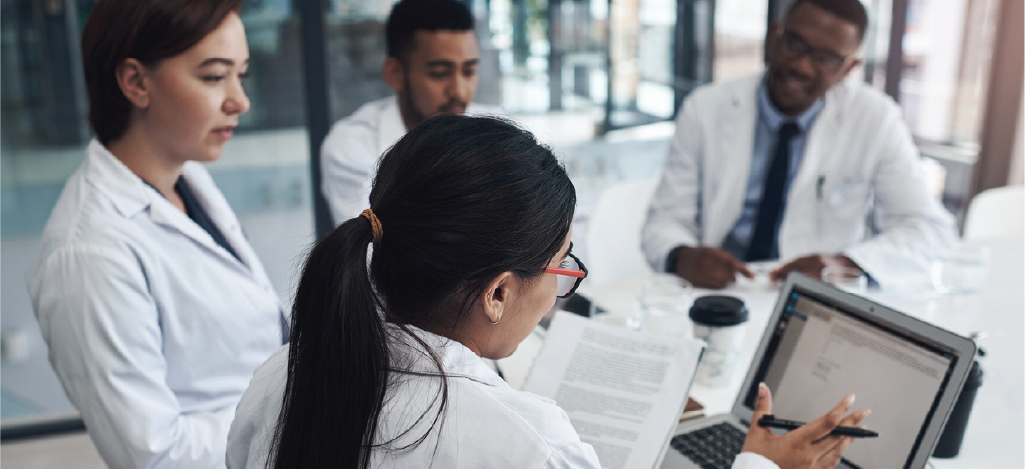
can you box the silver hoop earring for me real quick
[489,316,500,325]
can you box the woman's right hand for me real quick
[740,383,871,469]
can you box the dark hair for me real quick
[80,0,242,144]
[386,0,475,59]
[270,115,575,468]
[788,0,869,42]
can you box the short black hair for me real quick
[788,0,869,43]
[386,0,475,59]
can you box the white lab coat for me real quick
[228,324,777,469]
[642,74,956,286]
[29,140,286,469]
[320,96,503,224]
[227,324,601,468]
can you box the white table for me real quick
[501,237,1023,467]
[868,238,1023,468]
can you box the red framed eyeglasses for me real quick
[544,251,587,298]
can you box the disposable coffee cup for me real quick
[689,295,748,387]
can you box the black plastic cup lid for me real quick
[689,295,748,326]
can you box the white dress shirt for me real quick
[320,96,503,224]
[228,324,601,468]
[29,140,287,469]
[733,453,779,468]
[642,73,956,286]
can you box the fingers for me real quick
[745,383,777,440]
[689,270,731,289]
[683,248,755,288]
[771,255,823,281]
[705,262,734,288]
[792,394,855,443]
[733,259,755,279]
[802,262,826,279]
[769,257,801,282]
[689,249,739,288]
[839,409,871,428]
[814,436,854,469]
[810,408,872,449]
[677,247,729,289]
[752,382,773,417]
[769,262,793,282]
[711,249,749,284]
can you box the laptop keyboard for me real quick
[669,422,747,469]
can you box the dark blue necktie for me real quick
[746,122,800,262]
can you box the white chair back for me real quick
[963,185,1025,240]
[585,178,659,285]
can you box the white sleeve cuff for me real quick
[732,452,781,469]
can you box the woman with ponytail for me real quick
[227,115,868,469]
[228,114,596,468]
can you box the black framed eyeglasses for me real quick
[544,252,587,298]
[776,30,850,71]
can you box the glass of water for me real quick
[932,243,991,295]
[822,266,868,295]
[630,274,693,331]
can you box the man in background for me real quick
[642,0,955,289]
[321,0,501,224]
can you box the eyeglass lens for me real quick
[557,256,580,297]
[780,32,845,70]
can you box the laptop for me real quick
[660,273,978,469]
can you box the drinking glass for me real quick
[630,274,693,331]
[822,266,868,295]
[932,244,991,295]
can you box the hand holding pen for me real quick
[741,383,873,469]
[759,415,878,438]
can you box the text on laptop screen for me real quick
[743,290,958,469]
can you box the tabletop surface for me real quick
[4,240,1016,467]
[500,237,1023,468]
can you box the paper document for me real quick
[523,312,704,469]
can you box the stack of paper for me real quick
[524,313,705,469]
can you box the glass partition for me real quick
[324,0,393,122]
[2,0,95,425]
[712,0,768,81]
[604,0,678,130]
[897,0,998,147]
[859,0,893,92]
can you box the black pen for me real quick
[758,415,878,438]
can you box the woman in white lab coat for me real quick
[28,0,285,467]
[226,116,868,469]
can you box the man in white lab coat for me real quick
[642,0,955,289]
[321,0,501,224]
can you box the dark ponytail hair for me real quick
[271,115,575,468]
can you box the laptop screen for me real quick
[740,288,960,469]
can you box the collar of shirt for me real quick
[756,78,825,133]
[377,97,504,154]
[83,139,155,219]
[386,323,509,389]
[378,97,409,153]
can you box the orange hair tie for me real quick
[360,209,383,243]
